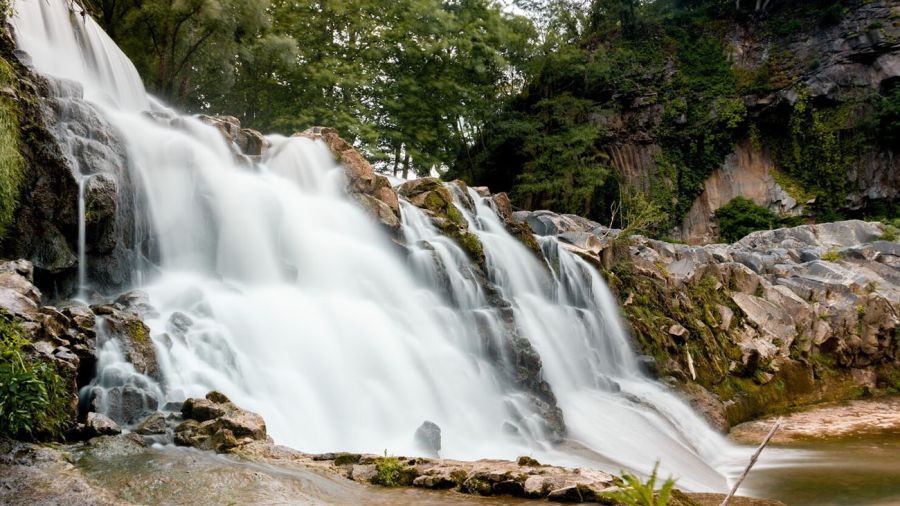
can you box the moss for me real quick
[333,453,361,466]
[0,56,25,238]
[128,321,149,343]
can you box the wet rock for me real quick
[85,412,121,437]
[100,309,158,380]
[176,391,267,452]
[414,421,441,457]
[135,411,167,435]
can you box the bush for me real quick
[714,197,779,243]
[0,315,69,439]
[371,453,405,487]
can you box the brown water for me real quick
[739,434,900,506]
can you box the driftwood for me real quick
[719,417,782,506]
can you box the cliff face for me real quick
[599,0,900,243]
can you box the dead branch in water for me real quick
[720,417,782,506]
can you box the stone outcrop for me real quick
[296,126,401,232]
[174,391,268,453]
[0,29,148,298]
[513,211,900,429]
[679,141,804,244]
[0,259,98,431]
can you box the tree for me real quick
[714,197,778,243]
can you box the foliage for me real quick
[92,0,533,178]
[879,225,899,242]
[821,248,840,262]
[0,56,24,238]
[372,453,405,487]
[0,314,70,440]
[714,197,779,243]
[601,461,676,506]
[874,86,900,147]
[620,189,667,238]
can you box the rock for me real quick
[182,398,227,422]
[135,412,167,435]
[176,392,267,453]
[668,324,689,338]
[85,412,121,437]
[295,127,400,230]
[414,421,441,457]
[100,310,158,380]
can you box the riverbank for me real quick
[730,396,900,444]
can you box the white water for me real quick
[12,0,739,491]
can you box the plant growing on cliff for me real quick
[714,197,779,243]
[602,461,676,506]
[0,56,25,238]
[0,315,69,439]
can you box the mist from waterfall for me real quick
[12,0,737,491]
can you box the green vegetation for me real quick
[0,56,25,238]
[0,314,70,440]
[714,197,778,243]
[602,461,676,506]
[821,249,840,262]
[372,453,406,487]
[78,0,896,237]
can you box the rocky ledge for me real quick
[513,210,900,430]
[730,396,900,445]
[0,390,784,506]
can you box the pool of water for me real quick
[738,433,900,506]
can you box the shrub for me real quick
[879,225,899,242]
[602,461,676,506]
[0,315,69,439]
[714,197,779,243]
[372,453,405,487]
[821,248,840,262]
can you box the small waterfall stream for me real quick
[11,0,738,491]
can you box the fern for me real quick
[602,461,676,506]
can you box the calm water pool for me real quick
[739,433,900,506]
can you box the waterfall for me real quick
[11,0,736,491]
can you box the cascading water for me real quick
[12,0,740,491]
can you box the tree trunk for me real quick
[401,149,410,180]
[391,145,401,177]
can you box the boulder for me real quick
[414,421,441,458]
[135,411,167,435]
[175,391,267,453]
[84,412,121,437]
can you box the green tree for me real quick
[714,196,779,243]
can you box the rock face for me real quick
[514,211,900,429]
[296,126,401,232]
[0,259,98,431]
[174,391,268,452]
[0,29,149,297]
[679,141,803,244]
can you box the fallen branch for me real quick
[720,417,782,506]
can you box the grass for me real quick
[0,56,25,238]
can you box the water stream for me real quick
[11,0,741,492]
